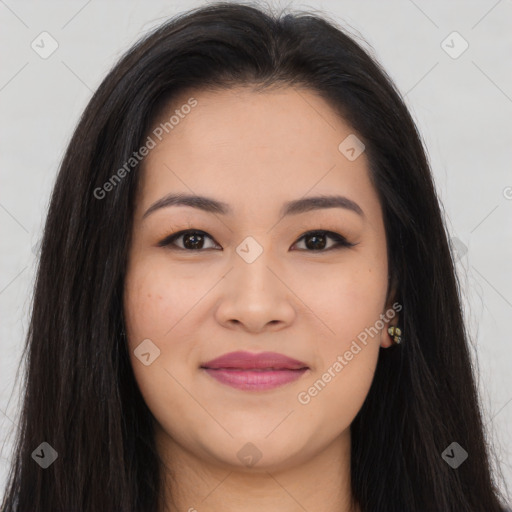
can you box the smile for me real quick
[200,350,310,391]
[201,367,309,391]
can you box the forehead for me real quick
[136,86,380,222]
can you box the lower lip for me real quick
[202,368,308,391]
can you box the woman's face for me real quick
[124,86,397,471]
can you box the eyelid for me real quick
[293,230,357,250]
[157,228,357,251]
[157,229,218,249]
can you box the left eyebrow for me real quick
[142,193,365,220]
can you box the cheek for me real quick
[123,258,196,342]
[123,256,206,401]
[302,344,379,436]
[294,262,386,418]
[297,288,383,436]
[123,261,200,436]
[296,259,388,344]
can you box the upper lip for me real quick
[201,351,309,370]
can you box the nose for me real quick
[214,250,297,333]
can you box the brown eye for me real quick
[292,230,355,252]
[158,229,356,252]
[158,230,219,251]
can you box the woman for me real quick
[1,2,509,511]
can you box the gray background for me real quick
[1,0,511,502]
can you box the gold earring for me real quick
[387,326,403,344]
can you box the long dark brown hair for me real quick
[1,2,509,511]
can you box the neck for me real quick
[156,426,360,512]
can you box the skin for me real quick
[123,86,399,512]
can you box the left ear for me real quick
[380,276,400,349]
[381,320,399,348]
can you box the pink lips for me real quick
[201,351,309,391]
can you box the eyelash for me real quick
[157,229,357,252]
